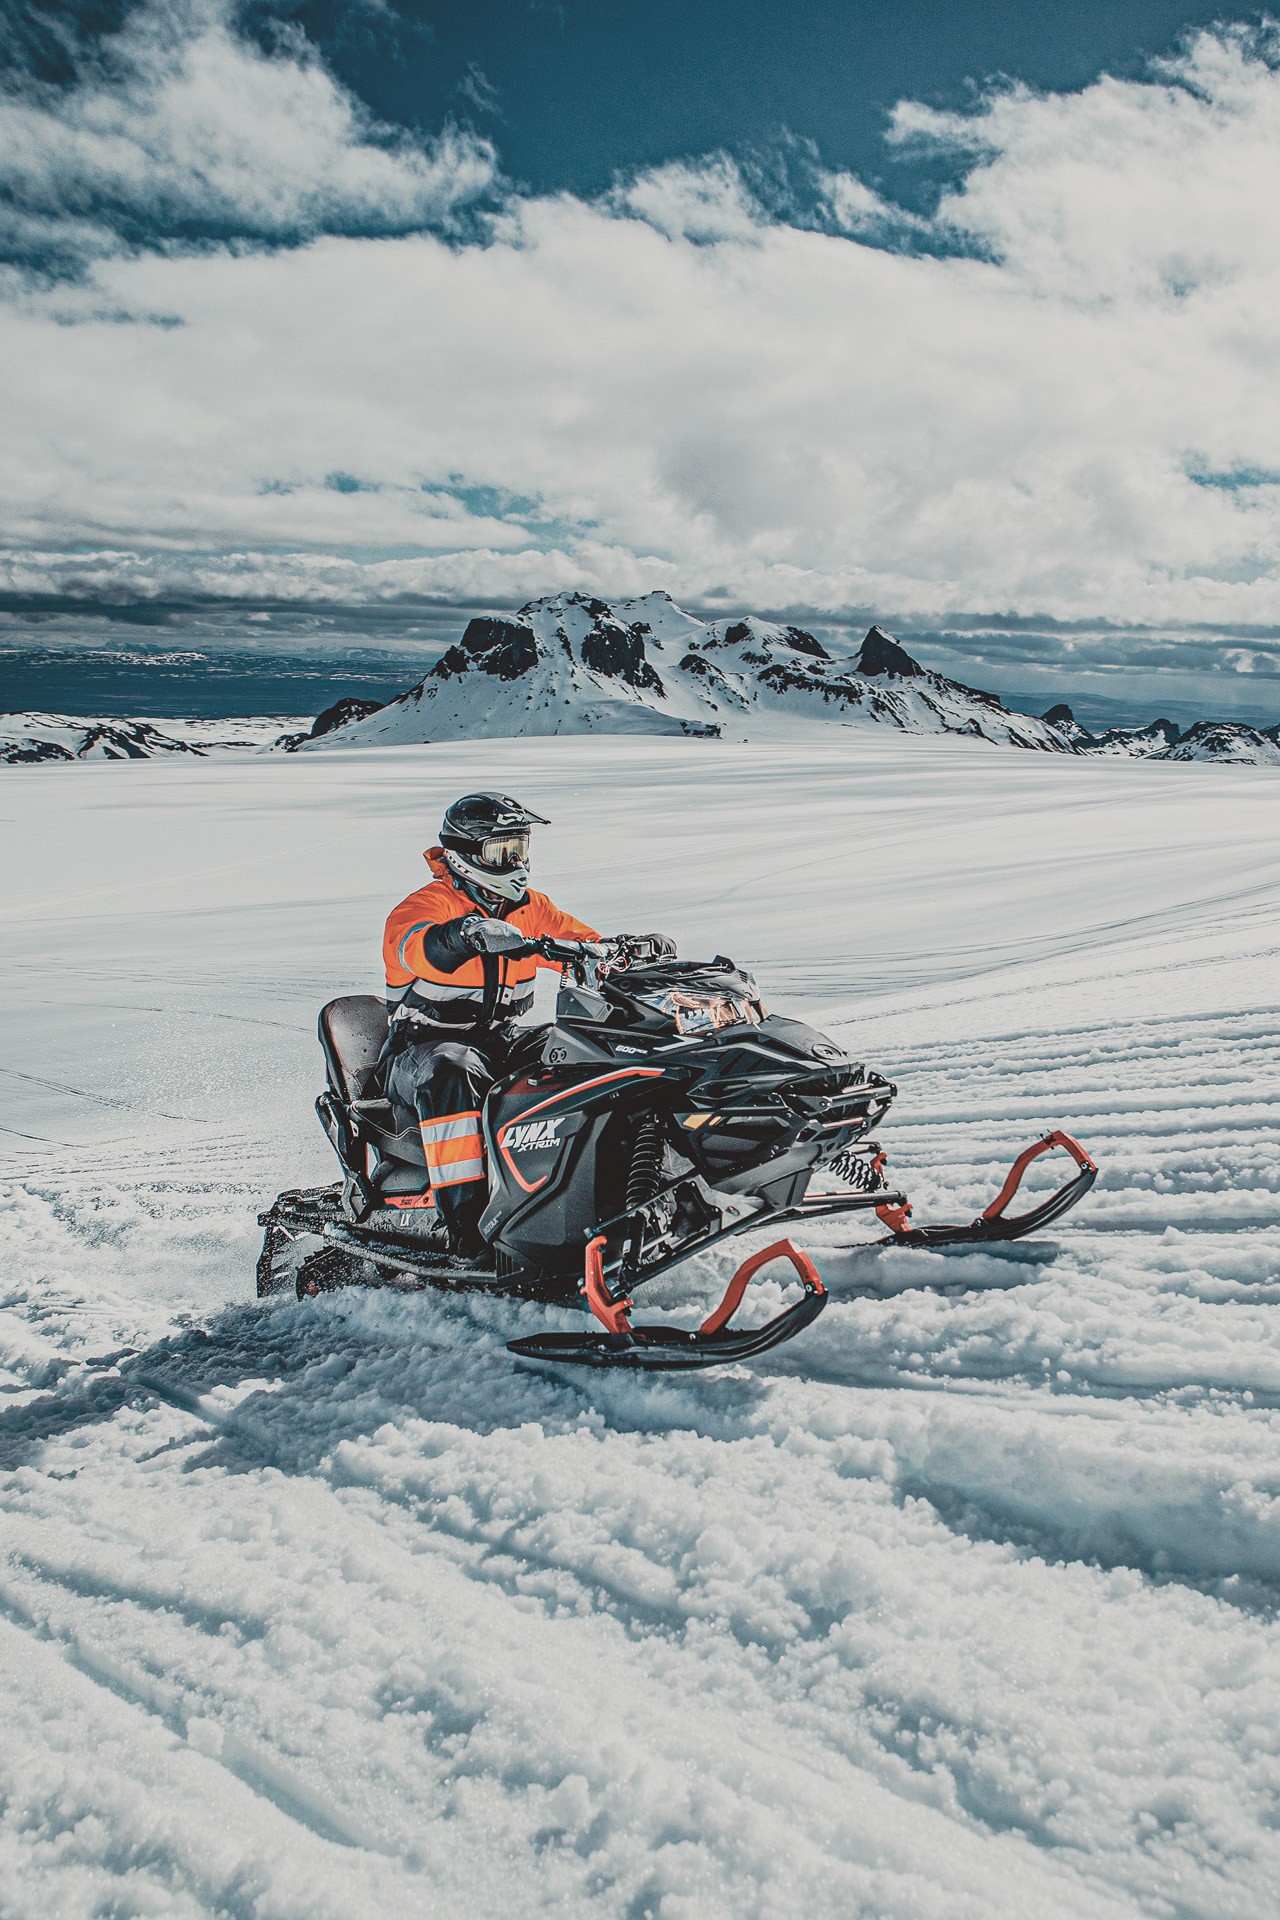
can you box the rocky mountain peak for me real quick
[855,626,923,679]
[294,592,1078,753]
[1041,703,1096,747]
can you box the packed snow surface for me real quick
[3,733,1280,1919]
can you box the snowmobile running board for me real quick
[285,1183,905,1302]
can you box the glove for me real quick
[610,933,677,963]
[461,914,534,955]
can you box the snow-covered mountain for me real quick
[0,713,306,764]
[306,592,1076,752]
[1160,720,1280,764]
[1042,706,1182,758]
[1041,705,1280,765]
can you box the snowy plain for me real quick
[2,732,1280,1920]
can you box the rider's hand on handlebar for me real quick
[461,914,535,956]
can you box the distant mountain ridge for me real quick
[5,598,1278,766]
[0,713,298,763]
[307,591,1075,752]
[1041,705,1280,765]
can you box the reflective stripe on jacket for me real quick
[383,847,599,1028]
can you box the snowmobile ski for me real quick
[507,1236,828,1371]
[870,1130,1098,1249]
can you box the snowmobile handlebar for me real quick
[531,933,674,982]
[531,934,620,985]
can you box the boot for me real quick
[435,1181,495,1269]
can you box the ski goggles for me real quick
[477,830,531,872]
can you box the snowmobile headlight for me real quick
[640,987,766,1036]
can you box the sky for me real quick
[3,0,1280,718]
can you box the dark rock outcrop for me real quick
[457,618,540,679]
[1096,718,1180,752]
[310,696,383,739]
[1042,703,1096,746]
[280,694,384,750]
[855,625,923,679]
[785,627,829,659]
[580,618,663,692]
[77,722,201,759]
[4,738,74,763]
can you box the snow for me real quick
[3,732,1280,1918]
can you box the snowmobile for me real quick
[257,937,1097,1371]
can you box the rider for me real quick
[381,792,669,1262]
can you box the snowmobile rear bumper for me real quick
[507,1237,829,1371]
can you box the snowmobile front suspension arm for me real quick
[876,1130,1098,1249]
[507,1236,829,1372]
[583,1174,908,1302]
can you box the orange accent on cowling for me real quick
[497,1066,665,1194]
[385,1191,436,1209]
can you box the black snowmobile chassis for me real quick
[258,1129,1097,1373]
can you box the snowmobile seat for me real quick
[317,997,430,1189]
[319,996,388,1104]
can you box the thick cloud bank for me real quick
[0,0,497,274]
[3,6,1280,696]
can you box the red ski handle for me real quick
[981,1129,1097,1221]
[582,1233,824,1340]
[583,1234,632,1334]
[699,1239,824,1336]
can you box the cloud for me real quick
[890,23,1280,303]
[611,154,767,244]
[456,62,502,119]
[4,6,1280,707]
[0,0,497,278]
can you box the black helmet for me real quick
[439,792,549,904]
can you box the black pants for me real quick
[383,1029,506,1247]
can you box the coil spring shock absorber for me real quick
[625,1115,665,1211]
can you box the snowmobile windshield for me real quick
[637,986,765,1037]
[478,830,531,873]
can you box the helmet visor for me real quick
[477,829,531,873]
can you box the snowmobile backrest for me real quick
[318,996,388,1104]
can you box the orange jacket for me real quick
[383,847,599,1028]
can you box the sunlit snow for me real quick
[2,733,1279,1918]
